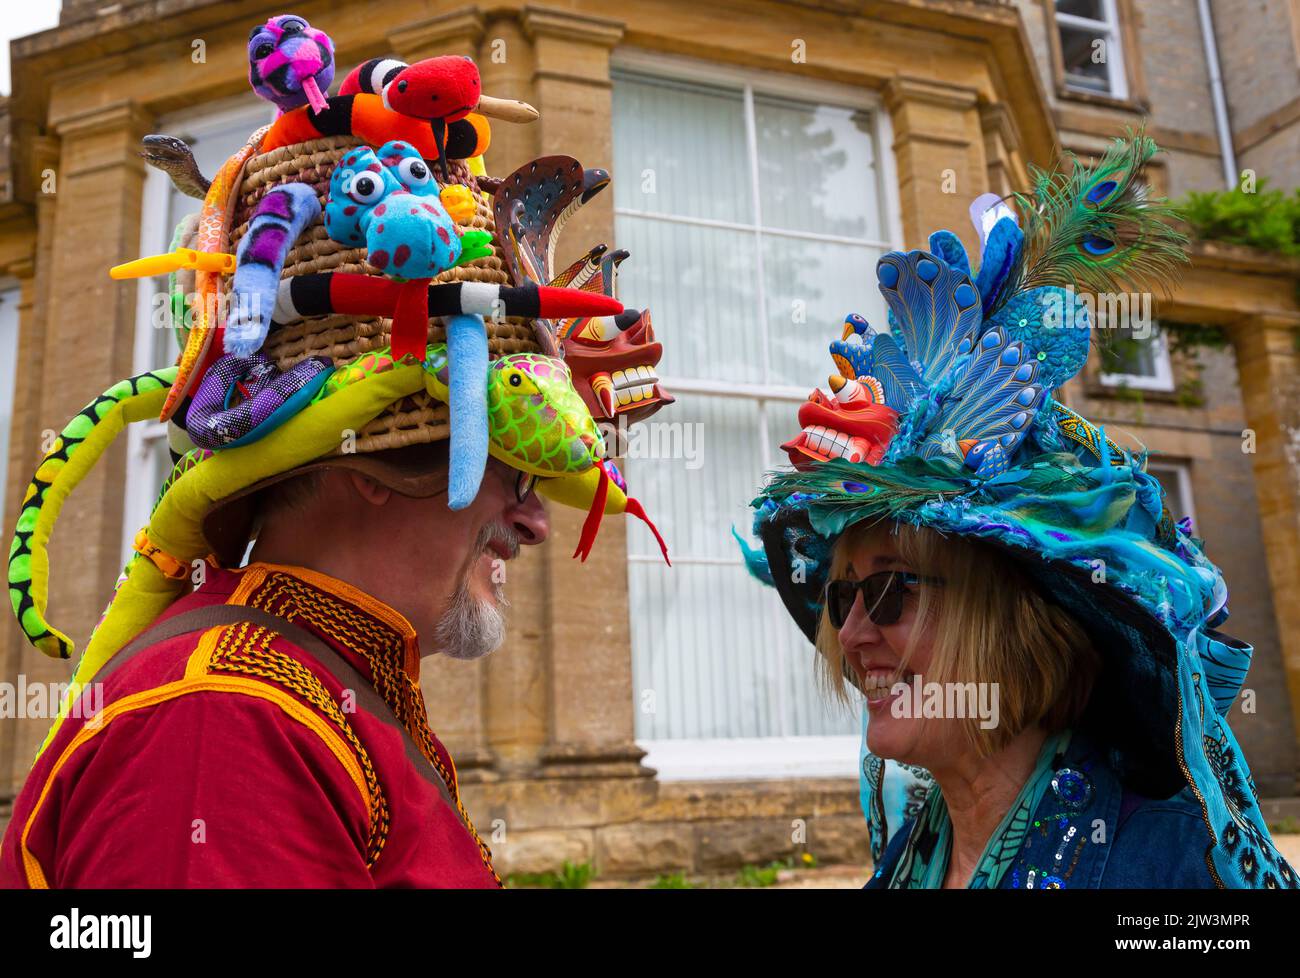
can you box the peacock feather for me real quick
[757,452,1101,529]
[1000,130,1188,312]
[758,456,975,525]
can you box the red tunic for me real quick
[0,561,500,888]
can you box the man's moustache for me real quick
[478,522,521,560]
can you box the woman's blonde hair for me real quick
[815,520,1100,757]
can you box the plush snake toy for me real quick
[341,54,537,180]
[224,182,324,357]
[159,124,271,421]
[139,135,210,200]
[8,367,179,660]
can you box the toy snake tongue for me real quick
[392,278,433,360]
[301,75,329,114]
[432,120,451,182]
[573,459,670,565]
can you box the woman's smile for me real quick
[861,666,914,707]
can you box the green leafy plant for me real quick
[1110,383,1143,403]
[555,860,593,888]
[651,872,696,889]
[1175,375,1205,409]
[507,860,593,889]
[734,854,814,888]
[736,862,784,887]
[1165,322,1228,358]
[1177,179,1300,256]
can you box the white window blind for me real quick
[612,61,899,775]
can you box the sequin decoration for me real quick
[1051,767,1094,811]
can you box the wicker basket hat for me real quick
[224,136,541,454]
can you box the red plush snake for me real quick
[336,55,537,180]
[341,55,538,123]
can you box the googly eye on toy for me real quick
[396,156,432,189]
[342,169,387,205]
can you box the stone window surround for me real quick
[1042,0,1150,112]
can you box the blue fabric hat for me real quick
[739,134,1296,889]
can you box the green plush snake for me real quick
[9,367,178,659]
[318,342,605,477]
[424,346,604,477]
[11,345,602,664]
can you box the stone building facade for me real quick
[0,0,1296,879]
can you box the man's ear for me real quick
[345,470,393,506]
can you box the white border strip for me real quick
[639,735,862,781]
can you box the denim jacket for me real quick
[865,730,1220,889]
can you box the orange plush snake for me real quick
[260,93,490,164]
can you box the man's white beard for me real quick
[434,523,516,660]
[434,577,507,660]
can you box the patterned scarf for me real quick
[886,729,1071,889]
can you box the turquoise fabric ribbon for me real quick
[887,729,1072,889]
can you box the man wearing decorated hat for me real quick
[0,17,669,889]
[739,134,1297,889]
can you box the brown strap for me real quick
[107,604,461,815]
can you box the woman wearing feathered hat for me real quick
[739,135,1297,889]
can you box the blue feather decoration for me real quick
[732,526,773,585]
[927,230,971,279]
[867,333,925,412]
[975,216,1024,317]
[917,325,1044,466]
[989,286,1091,390]
[876,250,982,386]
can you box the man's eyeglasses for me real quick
[515,471,538,503]
[823,571,943,628]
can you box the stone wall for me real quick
[461,775,868,879]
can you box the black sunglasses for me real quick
[823,571,943,628]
